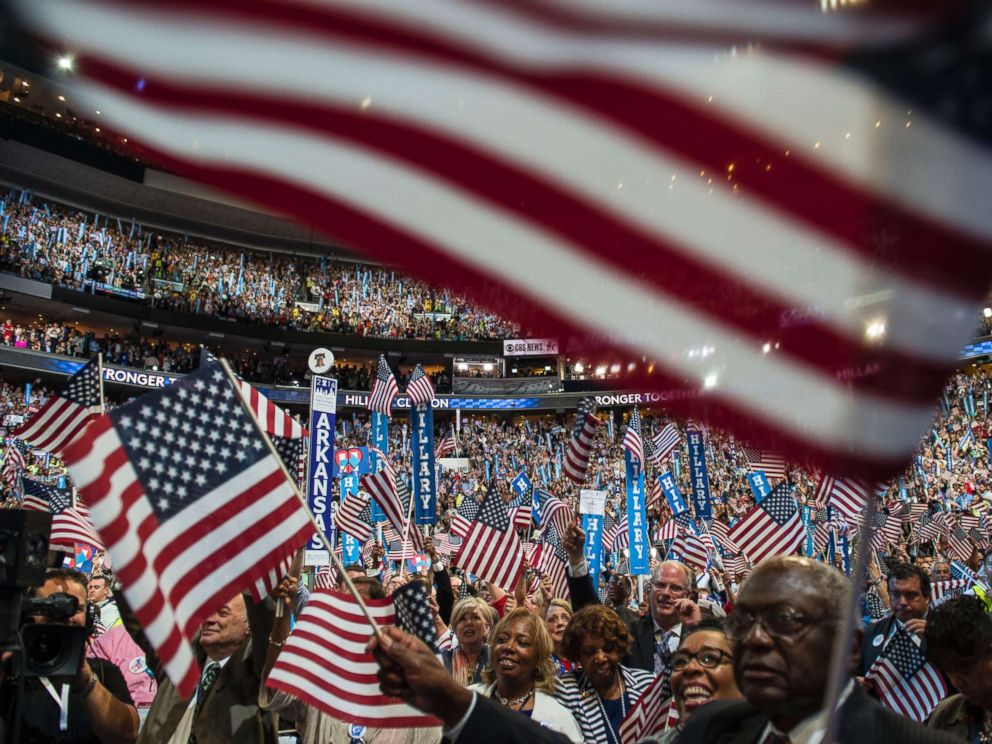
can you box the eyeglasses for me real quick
[671,649,733,672]
[651,581,690,596]
[725,607,832,641]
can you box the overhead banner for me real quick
[748,471,772,503]
[658,472,688,517]
[411,404,437,525]
[502,338,559,357]
[624,451,650,575]
[305,375,337,563]
[686,425,712,519]
[580,489,607,593]
[369,412,389,523]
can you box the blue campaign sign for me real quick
[685,426,712,519]
[801,505,813,557]
[340,475,363,565]
[368,411,389,523]
[748,471,771,502]
[411,405,437,525]
[583,513,605,593]
[306,375,337,553]
[624,452,650,574]
[658,472,688,516]
[511,470,532,497]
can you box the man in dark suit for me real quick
[368,625,570,743]
[562,523,701,673]
[679,556,958,744]
[858,562,931,676]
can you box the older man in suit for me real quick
[678,556,957,744]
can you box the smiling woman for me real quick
[471,608,582,742]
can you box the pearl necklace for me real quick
[594,674,627,744]
[494,687,534,710]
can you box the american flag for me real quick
[605,514,629,552]
[647,476,663,509]
[453,489,523,590]
[725,554,750,577]
[743,447,787,482]
[12,356,102,455]
[434,433,456,459]
[669,531,709,572]
[366,356,399,415]
[405,364,435,407]
[432,532,454,556]
[361,455,424,552]
[827,478,870,524]
[947,520,974,562]
[563,398,599,484]
[335,490,375,544]
[1,439,29,487]
[623,409,645,464]
[650,423,680,466]
[728,483,805,564]
[61,361,312,697]
[267,583,440,728]
[236,379,308,439]
[22,478,106,550]
[929,578,971,606]
[900,501,930,526]
[535,488,573,539]
[507,488,532,531]
[272,434,307,488]
[911,510,947,544]
[654,519,680,542]
[535,520,569,600]
[870,510,903,552]
[450,495,481,538]
[18,0,992,480]
[618,663,678,741]
[707,519,740,555]
[812,473,834,509]
[314,563,336,590]
[866,625,948,722]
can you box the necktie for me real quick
[654,630,673,675]
[189,662,221,744]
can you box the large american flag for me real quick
[405,363,435,407]
[728,483,805,564]
[866,625,948,722]
[563,398,599,484]
[334,490,375,544]
[827,478,870,524]
[452,489,523,590]
[12,356,102,455]
[236,379,308,439]
[61,361,313,698]
[450,494,481,538]
[623,408,645,464]
[22,478,105,550]
[535,488,573,539]
[669,531,710,572]
[267,582,440,728]
[618,661,678,741]
[650,423,680,466]
[16,1,992,479]
[366,355,399,415]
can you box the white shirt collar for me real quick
[759,680,855,744]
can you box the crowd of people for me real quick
[0,189,520,341]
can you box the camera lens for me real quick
[23,625,70,675]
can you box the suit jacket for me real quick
[677,684,960,744]
[456,693,572,743]
[119,592,278,744]
[566,569,655,672]
[858,614,899,676]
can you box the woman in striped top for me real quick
[554,605,654,744]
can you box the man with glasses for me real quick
[562,524,701,673]
[679,556,956,743]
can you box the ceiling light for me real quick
[57,55,74,71]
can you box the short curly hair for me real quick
[562,605,632,662]
[926,595,992,672]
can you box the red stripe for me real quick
[75,1,992,298]
[85,138,922,478]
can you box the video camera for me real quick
[1,509,90,719]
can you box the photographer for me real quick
[19,568,139,743]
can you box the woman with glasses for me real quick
[471,608,583,742]
[555,605,654,744]
[640,618,743,743]
[545,599,575,675]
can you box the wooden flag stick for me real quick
[217,358,381,638]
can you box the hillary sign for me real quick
[686,425,712,519]
[306,375,337,557]
[624,450,650,575]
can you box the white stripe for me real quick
[55,81,943,459]
[21,0,978,362]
